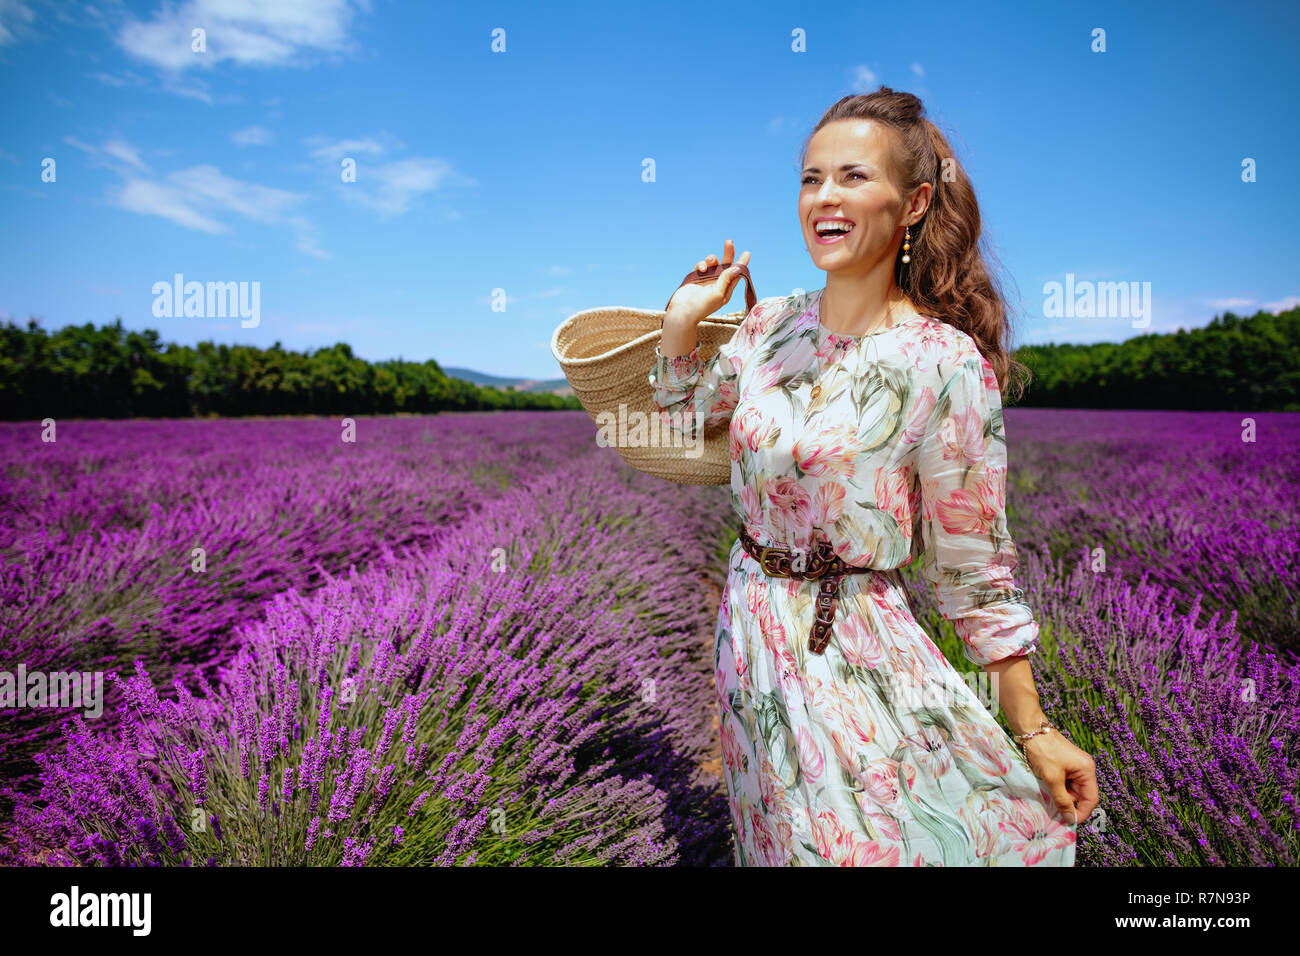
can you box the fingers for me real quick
[698,241,751,276]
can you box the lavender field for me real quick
[0,409,1297,866]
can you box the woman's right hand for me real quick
[665,239,751,326]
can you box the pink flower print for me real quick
[873,465,912,525]
[811,481,847,526]
[793,423,861,479]
[857,797,906,843]
[734,646,750,694]
[795,671,827,717]
[920,476,941,521]
[739,486,763,527]
[714,649,732,690]
[998,797,1077,865]
[935,481,999,535]
[716,377,739,414]
[939,406,985,468]
[748,803,782,865]
[977,465,1006,513]
[903,725,953,779]
[959,787,1018,859]
[811,811,900,866]
[899,322,949,370]
[744,574,767,616]
[841,837,901,867]
[734,404,774,453]
[859,758,917,817]
[888,641,932,695]
[757,603,789,657]
[797,726,825,782]
[720,717,746,775]
[758,751,793,816]
[792,305,819,335]
[767,476,814,543]
[900,386,936,445]
[948,721,1016,777]
[728,420,744,463]
[980,355,1000,392]
[742,361,782,400]
[837,611,883,670]
[754,302,783,339]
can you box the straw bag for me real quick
[549,261,757,485]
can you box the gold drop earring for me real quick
[901,224,912,264]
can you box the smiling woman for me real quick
[648,86,1098,867]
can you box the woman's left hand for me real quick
[1022,731,1099,826]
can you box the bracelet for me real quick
[1012,719,1055,755]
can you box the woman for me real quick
[649,88,1098,866]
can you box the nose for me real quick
[815,177,843,204]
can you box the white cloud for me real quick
[851,66,879,92]
[343,157,464,217]
[113,178,228,232]
[306,135,387,162]
[1264,295,1300,313]
[162,79,215,104]
[232,125,273,146]
[0,0,34,46]
[71,139,330,257]
[911,62,925,78]
[117,0,368,71]
[167,164,303,223]
[1210,295,1300,316]
[103,139,150,171]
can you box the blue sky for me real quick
[1,0,1296,380]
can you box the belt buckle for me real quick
[758,546,786,576]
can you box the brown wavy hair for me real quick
[800,87,1030,402]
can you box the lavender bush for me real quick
[0,414,590,778]
[2,450,734,865]
[2,408,1297,866]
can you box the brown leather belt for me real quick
[736,525,879,655]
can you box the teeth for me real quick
[815,221,855,235]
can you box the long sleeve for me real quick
[647,297,770,437]
[917,350,1039,667]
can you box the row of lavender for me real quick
[2,409,1297,865]
[1002,410,1300,657]
[2,445,735,865]
[0,415,592,782]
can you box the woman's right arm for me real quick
[648,299,770,433]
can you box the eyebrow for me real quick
[801,163,872,174]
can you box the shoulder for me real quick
[738,292,807,342]
[909,315,991,385]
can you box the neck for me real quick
[820,274,912,336]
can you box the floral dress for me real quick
[648,287,1076,866]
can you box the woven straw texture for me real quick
[550,306,746,485]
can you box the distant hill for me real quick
[442,366,573,397]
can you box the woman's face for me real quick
[799,119,911,276]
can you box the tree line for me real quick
[0,318,581,419]
[1013,306,1299,410]
[1,306,1296,419]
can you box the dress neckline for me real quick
[813,288,926,342]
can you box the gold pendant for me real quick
[810,385,821,399]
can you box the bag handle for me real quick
[664,260,757,315]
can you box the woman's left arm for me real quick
[985,654,1098,825]
[917,348,1098,823]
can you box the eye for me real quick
[801,172,867,184]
